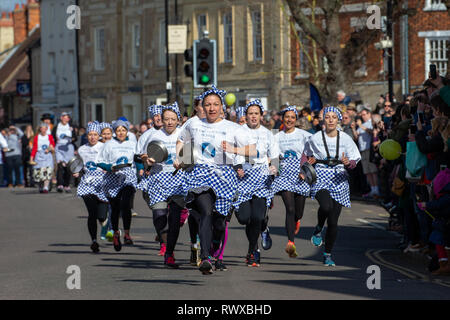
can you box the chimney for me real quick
[0,11,13,27]
[13,4,26,45]
[27,0,40,33]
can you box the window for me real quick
[94,27,105,71]
[223,12,233,63]
[424,0,446,11]
[251,9,262,61]
[159,20,166,67]
[297,31,309,78]
[132,23,141,68]
[426,38,448,77]
[197,14,207,39]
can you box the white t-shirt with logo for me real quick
[178,118,250,166]
[97,138,136,167]
[143,128,180,173]
[305,130,361,162]
[243,124,278,167]
[55,123,73,144]
[274,128,312,160]
[136,127,156,154]
[78,142,104,172]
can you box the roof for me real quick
[0,27,40,94]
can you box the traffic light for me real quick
[193,39,217,88]
[184,47,193,78]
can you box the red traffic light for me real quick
[199,48,210,59]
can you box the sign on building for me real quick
[168,25,187,54]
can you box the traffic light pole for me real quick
[165,0,170,103]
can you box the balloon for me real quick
[225,93,236,106]
[379,139,402,160]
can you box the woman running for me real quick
[305,106,361,266]
[271,106,312,258]
[97,119,138,252]
[30,122,55,194]
[233,99,278,267]
[137,102,186,268]
[74,121,109,253]
[175,86,250,274]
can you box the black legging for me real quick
[281,191,306,242]
[315,189,342,254]
[108,186,136,232]
[190,190,227,260]
[82,195,108,241]
[236,196,267,253]
[57,162,71,187]
[152,201,183,255]
[188,208,200,244]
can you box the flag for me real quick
[309,83,323,112]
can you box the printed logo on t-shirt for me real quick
[165,153,174,165]
[116,157,129,165]
[42,145,48,151]
[284,150,297,159]
[60,134,66,139]
[86,161,97,171]
[201,142,216,158]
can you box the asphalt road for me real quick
[1,187,449,300]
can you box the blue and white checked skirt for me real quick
[183,165,238,216]
[77,170,108,202]
[137,170,186,207]
[233,165,273,210]
[310,164,351,207]
[102,167,138,199]
[271,158,310,196]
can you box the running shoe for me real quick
[214,259,227,271]
[199,258,213,275]
[90,241,99,253]
[294,220,301,235]
[261,228,272,250]
[158,243,166,256]
[42,189,49,194]
[124,234,133,245]
[285,241,298,258]
[105,230,114,242]
[323,253,336,267]
[131,210,138,217]
[252,250,261,267]
[113,231,122,252]
[64,186,71,193]
[311,226,323,247]
[164,254,179,269]
[180,208,189,227]
[190,245,198,266]
[57,185,64,193]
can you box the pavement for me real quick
[1,187,449,300]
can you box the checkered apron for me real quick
[183,164,238,216]
[102,166,138,198]
[310,164,351,207]
[77,169,108,202]
[233,165,273,210]
[271,157,310,196]
[137,170,186,207]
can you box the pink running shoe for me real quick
[180,208,189,227]
[158,243,166,256]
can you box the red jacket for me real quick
[31,134,55,159]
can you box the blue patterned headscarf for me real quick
[99,122,112,132]
[323,106,343,121]
[87,121,101,134]
[198,85,227,113]
[148,104,164,119]
[235,107,246,120]
[112,119,130,131]
[163,102,181,120]
[245,99,265,115]
[280,105,299,119]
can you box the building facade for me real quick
[31,0,80,126]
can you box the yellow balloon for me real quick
[379,139,402,160]
[225,93,236,106]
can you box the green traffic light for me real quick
[200,74,210,84]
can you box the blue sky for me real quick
[0,0,28,12]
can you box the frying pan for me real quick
[172,141,197,176]
[301,162,317,185]
[146,141,169,164]
[112,163,132,171]
[68,155,84,174]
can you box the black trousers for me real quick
[190,190,227,260]
[315,190,342,254]
[153,202,183,255]
[82,195,108,241]
[281,191,306,242]
[108,186,136,232]
[236,196,267,253]
[5,155,21,186]
[57,162,71,187]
